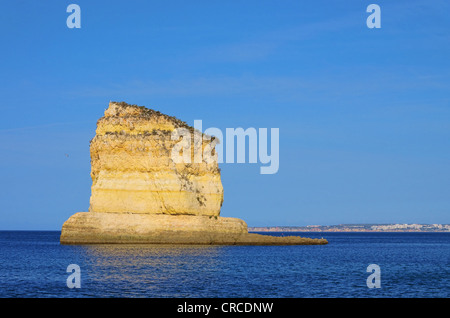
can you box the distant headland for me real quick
[249,223,450,233]
[60,102,327,245]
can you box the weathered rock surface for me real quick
[89,101,223,216]
[60,102,327,245]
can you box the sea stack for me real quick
[60,101,327,245]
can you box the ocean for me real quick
[0,231,448,298]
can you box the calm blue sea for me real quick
[0,231,448,298]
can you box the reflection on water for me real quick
[84,244,223,259]
[78,244,225,297]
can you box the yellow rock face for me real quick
[88,102,223,216]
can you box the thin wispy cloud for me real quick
[0,121,92,133]
[72,66,450,104]
[177,12,362,65]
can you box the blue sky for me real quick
[0,0,449,229]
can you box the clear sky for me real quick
[0,0,449,230]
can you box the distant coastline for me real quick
[249,223,450,232]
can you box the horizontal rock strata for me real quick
[89,101,222,216]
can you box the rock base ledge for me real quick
[60,212,328,245]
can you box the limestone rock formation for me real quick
[60,102,327,245]
[89,101,223,216]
